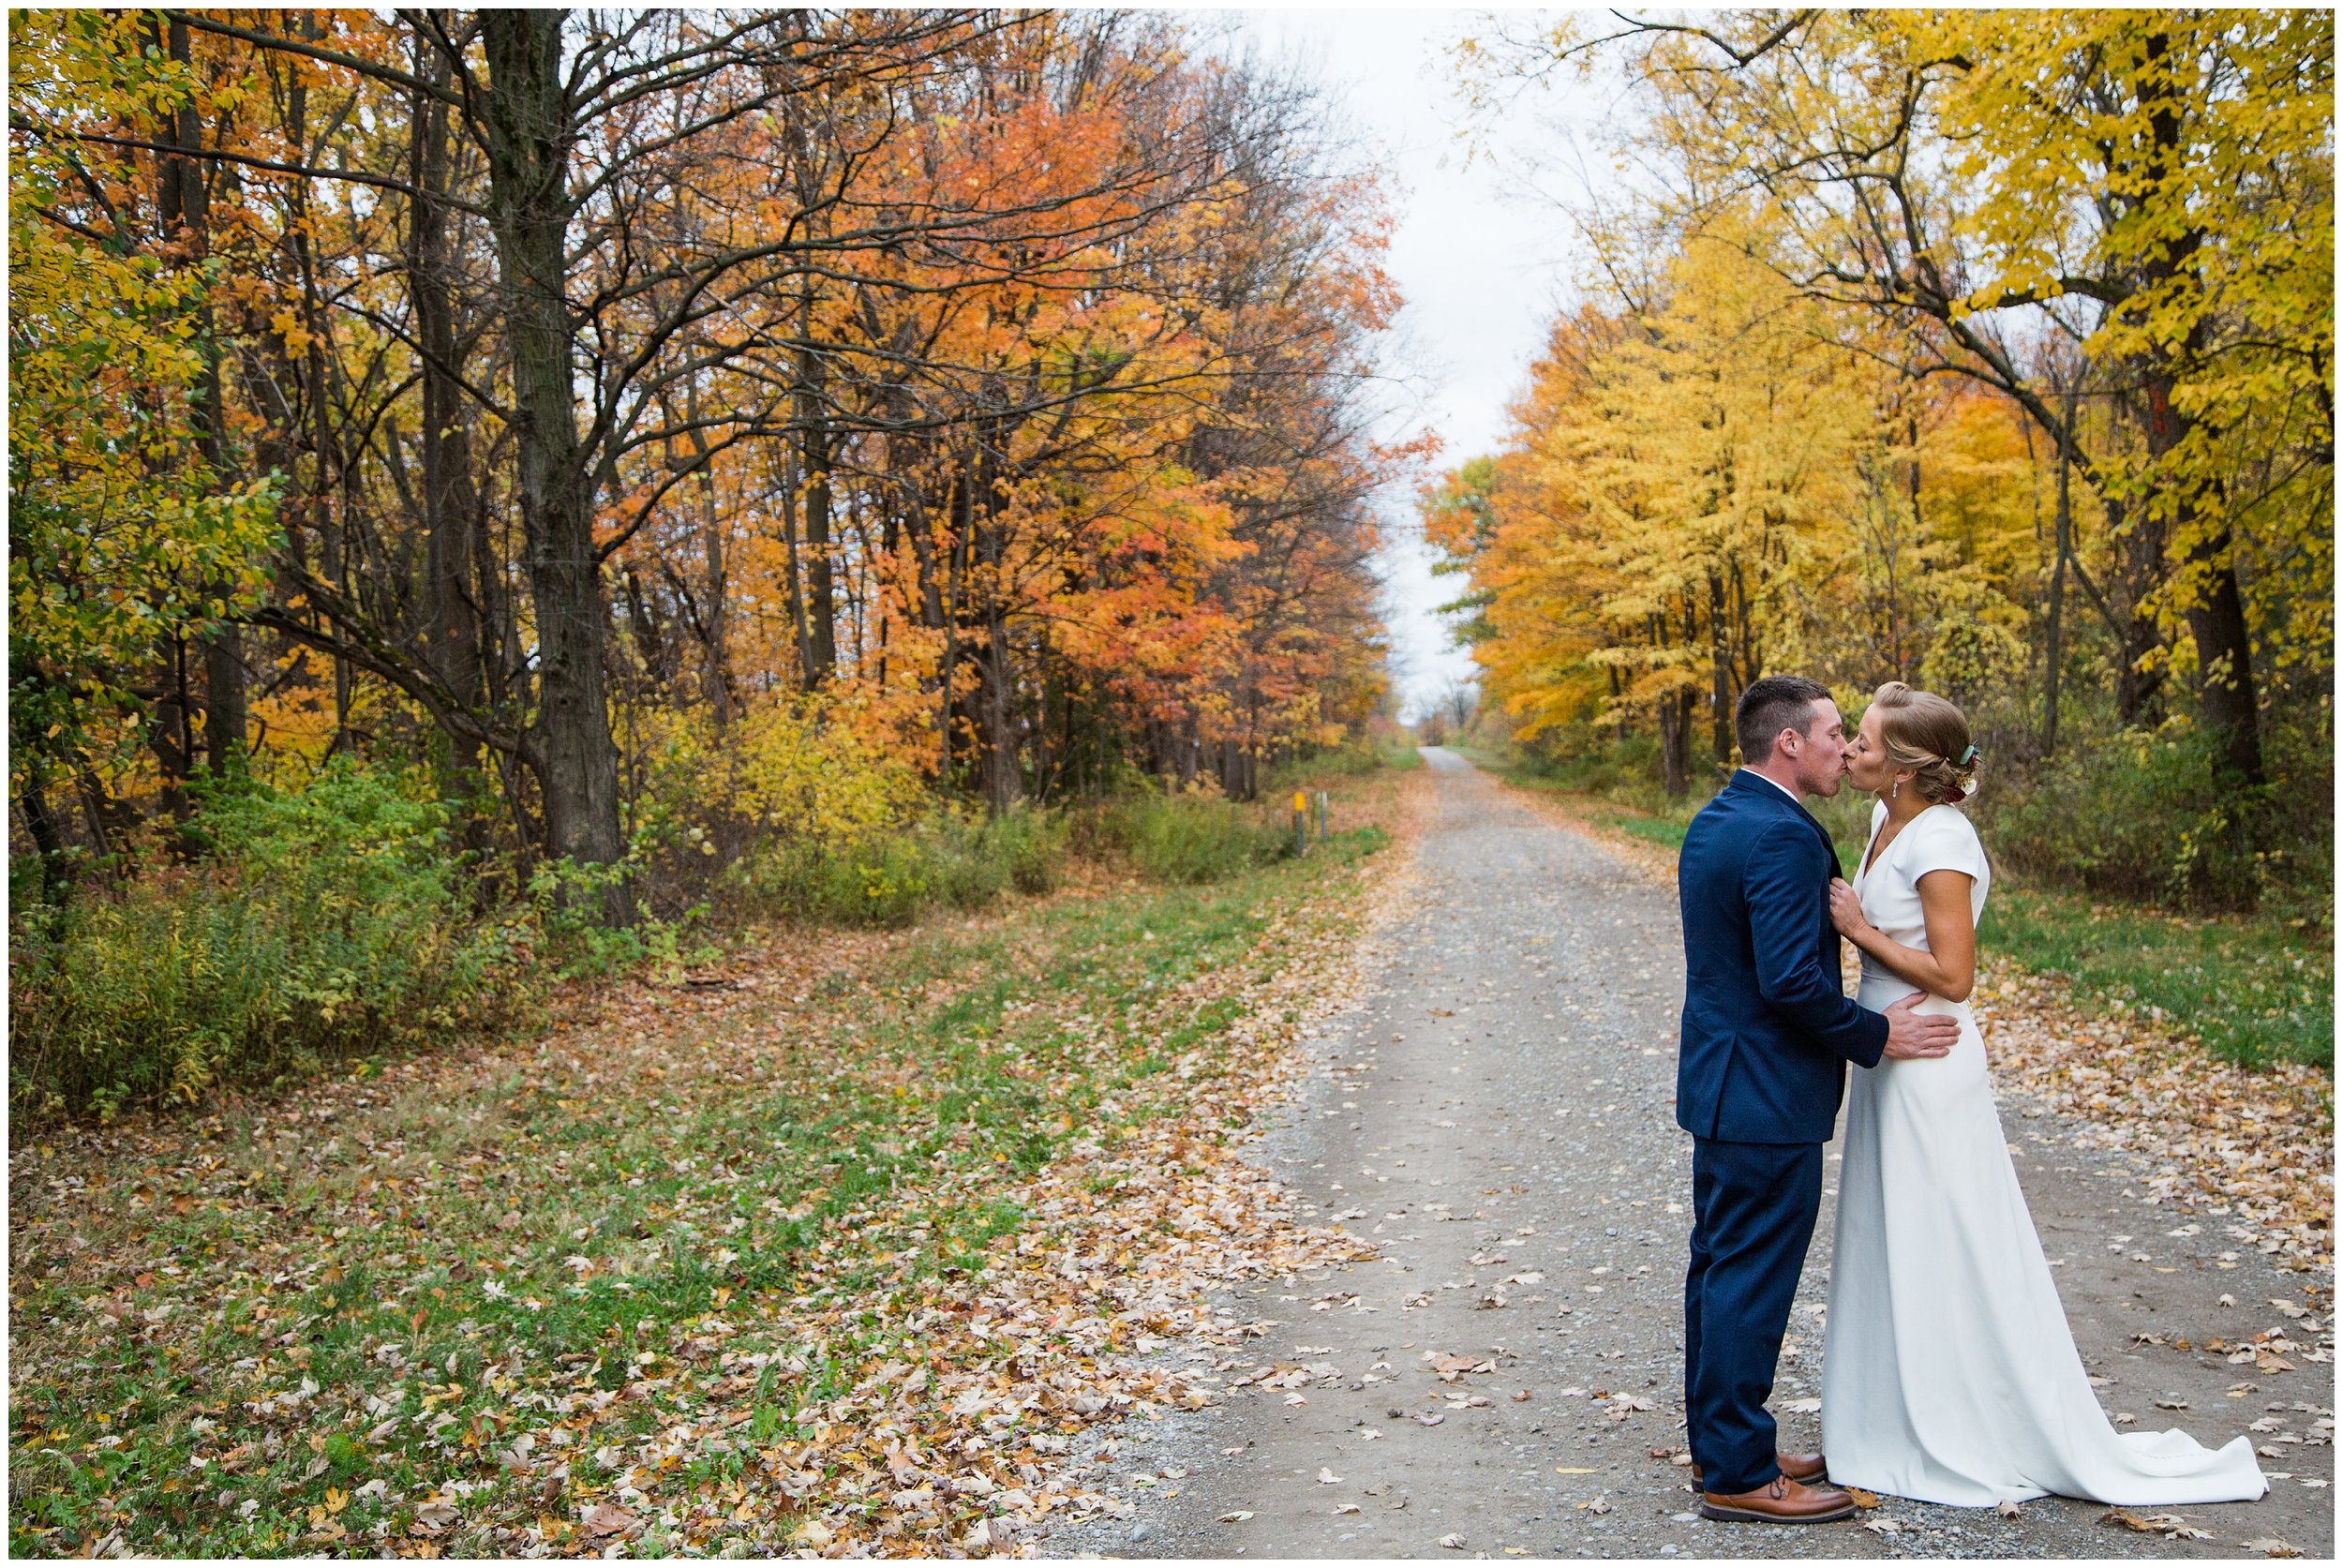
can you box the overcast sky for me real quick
[1231,7,1598,724]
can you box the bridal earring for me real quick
[1891,779,1901,799]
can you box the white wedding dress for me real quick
[1820,801,2267,1507]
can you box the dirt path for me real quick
[1057,749,2333,1561]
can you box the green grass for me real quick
[1459,740,2330,1072]
[7,814,1390,1557]
[1977,887,2332,1071]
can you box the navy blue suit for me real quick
[1677,771,1888,1495]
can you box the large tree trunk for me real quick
[2179,522,2263,784]
[480,9,628,918]
[2141,380,2261,784]
[409,23,488,841]
[2134,30,2261,786]
[2099,492,2168,725]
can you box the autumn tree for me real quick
[1470,7,2333,796]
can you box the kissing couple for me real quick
[1675,674,2267,1520]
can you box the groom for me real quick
[1676,675,1959,1523]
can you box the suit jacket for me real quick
[1676,770,1888,1144]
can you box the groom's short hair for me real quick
[1736,675,1834,763]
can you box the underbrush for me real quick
[8,760,530,1124]
[727,806,1069,928]
[732,789,1301,926]
[1977,718,2332,924]
[9,740,1410,1123]
[1076,791,1295,885]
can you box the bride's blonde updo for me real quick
[1869,681,1980,803]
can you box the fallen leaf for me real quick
[1553,1466,1598,1475]
[1216,1511,1254,1524]
[2142,1514,2212,1540]
[1438,1531,1468,1549]
[583,1502,639,1540]
[1995,1499,2022,1518]
[2242,1539,2301,1558]
[1318,1468,1343,1485]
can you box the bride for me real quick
[1816,681,2266,1508]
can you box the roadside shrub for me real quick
[627,693,933,914]
[729,806,1070,928]
[1082,791,1290,884]
[9,759,529,1122]
[1977,718,2327,917]
[1269,736,1422,782]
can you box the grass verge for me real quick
[7,778,1403,1558]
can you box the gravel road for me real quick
[1053,748,2333,1561]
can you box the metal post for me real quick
[1292,789,1308,855]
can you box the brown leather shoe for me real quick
[1691,1451,1828,1487]
[1698,1475,1858,1524]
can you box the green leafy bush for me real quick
[730,807,1070,928]
[1977,719,2329,917]
[9,760,530,1122]
[1081,792,1291,885]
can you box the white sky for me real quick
[1231,7,1603,724]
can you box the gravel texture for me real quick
[1052,749,2333,1560]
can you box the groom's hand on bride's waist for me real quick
[1879,993,1959,1059]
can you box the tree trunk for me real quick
[2134,30,2261,786]
[2041,388,2072,756]
[158,15,246,777]
[15,748,69,905]
[1707,570,1733,765]
[976,614,1022,813]
[797,295,838,686]
[2180,529,2263,784]
[1658,691,1688,798]
[480,9,627,919]
[681,375,732,725]
[409,23,487,836]
[2102,492,2167,725]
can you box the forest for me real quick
[1429,10,2332,922]
[9,9,1406,1118]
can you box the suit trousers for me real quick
[1684,1135,1825,1496]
